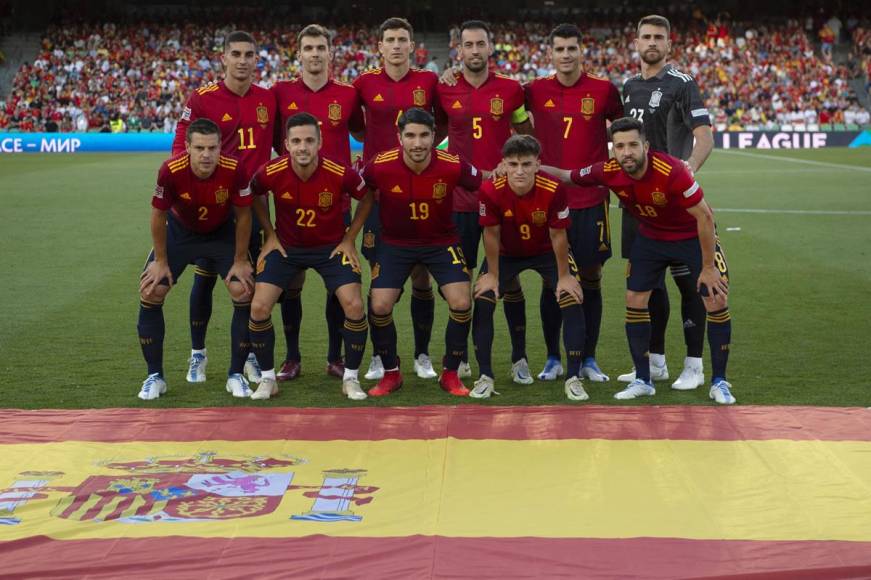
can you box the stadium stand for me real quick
[1,11,869,132]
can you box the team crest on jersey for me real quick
[531,210,547,226]
[581,97,595,117]
[328,103,342,122]
[318,191,333,209]
[490,97,503,117]
[648,90,662,109]
[214,187,229,205]
[432,182,447,202]
[651,191,667,206]
[413,88,426,107]
[256,104,269,125]
[363,233,376,249]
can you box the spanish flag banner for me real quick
[1,406,870,578]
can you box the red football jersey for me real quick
[436,72,526,212]
[153,153,252,234]
[478,172,570,257]
[570,151,704,241]
[251,156,367,248]
[525,73,623,209]
[353,68,438,162]
[273,77,363,212]
[172,81,276,181]
[362,148,482,246]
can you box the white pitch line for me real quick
[608,204,871,216]
[717,149,871,173]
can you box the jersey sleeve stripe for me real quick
[322,164,345,177]
[321,159,346,174]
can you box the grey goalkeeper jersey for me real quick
[622,64,711,160]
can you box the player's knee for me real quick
[139,285,168,305]
[227,282,252,303]
[580,265,603,288]
[342,295,364,319]
[250,297,273,321]
[448,294,471,312]
[502,277,521,293]
[626,290,649,309]
[369,297,393,317]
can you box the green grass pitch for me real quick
[1,147,869,408]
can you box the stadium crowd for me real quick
[1,12,869,133]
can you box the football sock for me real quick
[648,285,669,355]
[706,308,732,381]
[189,268,217,350]
[626,307,652,383]
[247,317,275,373]
[229,300,251,375]
[559,297,585,379]
[138,299,165,376]
[369,311,397,370]
[326,292,344,362]
[539,287,562,360]
[672,269,706,358]
[472,292,497,379]
[445,307,472,370]
[342,316,368,372]
[580,278,603,360]
[503,288,527,363]
[280,288,302,362]
[411,286,434,357]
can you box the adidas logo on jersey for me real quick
[221,113,233,122]
[391,185,403,193]
[544,99,556,108]
[288,102,298,110]
[374,94,385,102]
[180,192,191,200]
[451,100,462,109]
[503,209,513,217]
[281,192,293,199]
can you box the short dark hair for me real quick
[460,20,491,39]
[548,23,582,45]
[398,107,434,132]
[637,14,671,35]
[379,17,414,41]
[285,112,321,136]
[609,117,646,140]
[501,134,541,158]
[297,24,332,48]
[223,31,257,52]
[186,118,221,142]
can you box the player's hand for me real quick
[698,265,728,297]
[555,274,583,304]
[473,272,500,300]
[330,237,361,272]
[140,260,172,295]
[227,258,254,291]
[492,160,509,179]
[439,67,459,86]
[258,234,286,264]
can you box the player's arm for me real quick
[682,81,714,172]
[229,204,254,289]
[141,206,173,294]
[250,175,285,262]
[474,224,501,300]
[510,104,533,135]
[549,227,582,303]
[171,93,198,155]
[537,165,572,183]
[686,199,727,297]
[331,172,374,271]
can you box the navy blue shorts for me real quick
[193,212,260,275]
[620,207,638,260]
[453,211,482,271]
[256,245,361,292]
[568,202,611,268]
[361,202,380,263]
[479,251,580,292]
[371,242,470,290]
[627,233,730,295]
[145,214,236,286]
